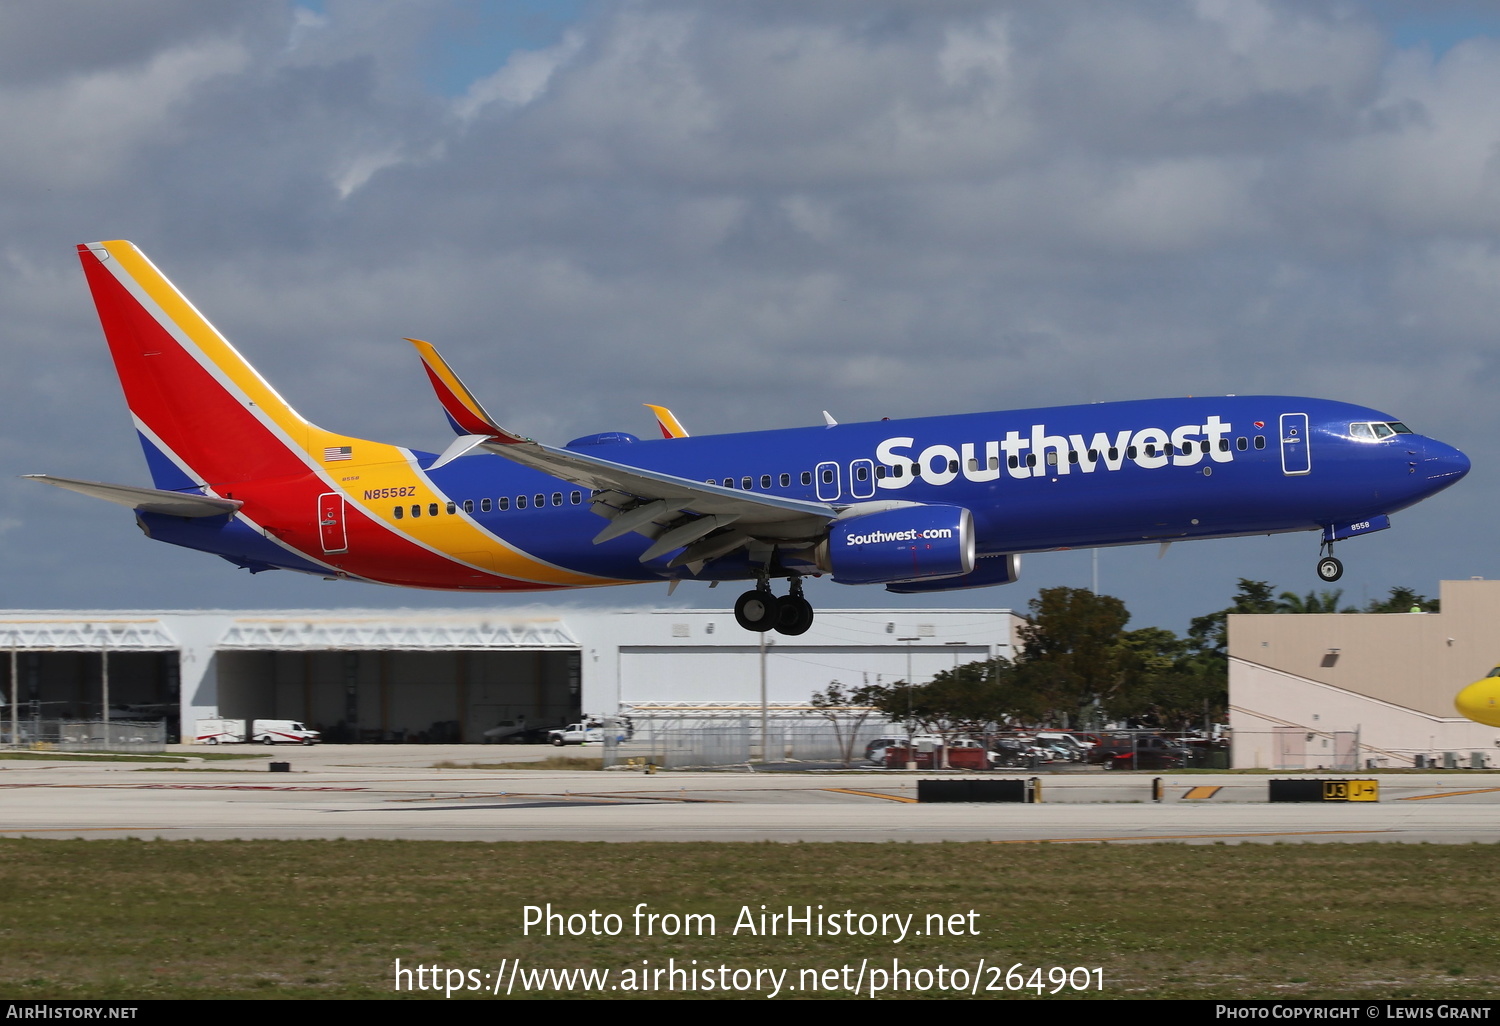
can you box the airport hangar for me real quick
[1229,578,1500,769]
[0,608,1021,743]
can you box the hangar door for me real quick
[212,617,581,743]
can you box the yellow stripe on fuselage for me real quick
[313,431,625,587]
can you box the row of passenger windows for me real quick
[715,472,810,489]
[871,435,1270,477]
[392,433,1276,520]
[393,491,585,519]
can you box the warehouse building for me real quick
[0,607,1018,744]
[1228,579,1500,769]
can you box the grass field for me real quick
[1,839,1496,1000]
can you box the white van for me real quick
[195,719,321,746]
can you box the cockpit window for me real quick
[1488,666,1500,679]
[1351,421,1414,440]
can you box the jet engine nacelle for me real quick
[818,504,976,585]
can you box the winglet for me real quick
[406,338,528,444]
[644,404,690,439]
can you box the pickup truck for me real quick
[548,721,604,746]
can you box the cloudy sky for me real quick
[3,0,1499,635]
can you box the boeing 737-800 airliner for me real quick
[28,241,1470,635]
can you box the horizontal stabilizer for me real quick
[23,475,242,518]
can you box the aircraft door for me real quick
[849,459,875,499]
[815,461,841,501]
[1280,413,1310,476]
[318,492,349,553]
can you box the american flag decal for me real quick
[323,446,353,462]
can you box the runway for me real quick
[3,745,1498,843]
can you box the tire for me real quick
[775,596,814,636]
[734,590,780,632]
[1317,556,1343,582]
[261,736,276,746]
[205,737,218,746]
[551,737,565,747]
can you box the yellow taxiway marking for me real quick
[987,829,1391,845]
[1396,787,1500,801]
[822,788,919,803]
[1181,786,1222,800]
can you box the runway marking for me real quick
[822,788,918,803]
[1397,787,1500,801]
[1181,786,1222,800]
[987,829,1391,845]
[0,827,178,833]
[135,784,367,792]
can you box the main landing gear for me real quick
[733,576,814,636]
[1316,539,1343,583]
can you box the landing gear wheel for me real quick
[734,590,781,632]
[775,596,814,636]
[1317,556,1344,582]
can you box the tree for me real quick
[806,680,886,767]
[1275,588,1355,614]
[1012,587,1135,726]
[1187,579,1278,661]
[1364,586,1439,613]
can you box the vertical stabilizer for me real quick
[78,241,315,489]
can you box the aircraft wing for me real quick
[409,340,836,567]
[23,475,243,518]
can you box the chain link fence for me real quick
[2,719,166,753]
[603,709,900,769]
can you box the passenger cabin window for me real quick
[482,498,493,512]
[1254,436,1266,449]
[411,504,421,518]
[800,471,812,486]
[779,473,790,487]
[571,491,583,504]
[552,492,563,506]
[517,495,527,509]
[446,502,456,515]
[761,475,772,489]
[1236,437,1248,451]
[463,500,474,513]
[428,503,439,517]
[394,506,403,519]
[742,477,752,490]
[534,494,544,508]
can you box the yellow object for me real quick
[1455,667,1500,727]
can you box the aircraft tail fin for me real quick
[77,241,322,490]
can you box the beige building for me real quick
[1229,579,1500,769]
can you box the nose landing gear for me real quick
[733,576,814,635]
[1316,538,1343,583]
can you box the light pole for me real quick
[898,637,919,769]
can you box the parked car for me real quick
[1088,735,1190,770]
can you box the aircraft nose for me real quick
[1423,439,1470,483]
[1455,678,1500,728]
